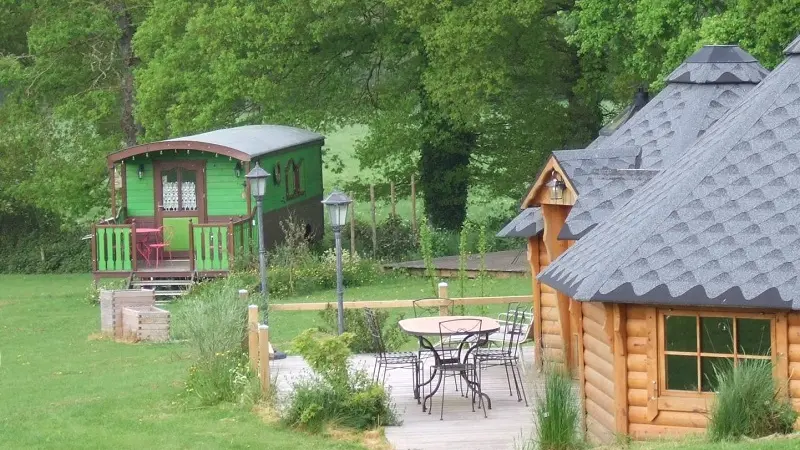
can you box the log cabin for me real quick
[499,44,769,372]
[90,125,324,295]
[538,35,800,443]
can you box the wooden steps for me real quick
[129,274,195,303]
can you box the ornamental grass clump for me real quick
[707,359,797,441]
[173,275,261,407]
[534,367,583,450]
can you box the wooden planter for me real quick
[122,306,170,342]
[99,289,156,338]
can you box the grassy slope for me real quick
[0,274,361,450]
[322,126,518,225]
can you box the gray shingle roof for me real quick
[554,45,768,240]
[166,125,324,158]
[539,42,800,310]
[496,207,543,238]
[559,169,659,240]
[552,147,640,194]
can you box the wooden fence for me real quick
[243,282,533,394]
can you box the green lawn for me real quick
[0,274,361,450]
[610,435,800,449]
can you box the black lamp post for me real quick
[321,190,353,335]
[245,163,270,309]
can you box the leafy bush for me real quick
[284,330,396,432]
[184,351,260,406]
[269,249,381,299]
[85,278,129,305]
[707,359,797,441]
[0,205,90,273]
[318,305,408,353]
[342,216,418,261]
[173,275,261,407]
[534,367,583,450]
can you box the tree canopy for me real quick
[0,0,798,228]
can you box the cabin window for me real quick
[662,312,772,393]
[161,167,198,212]
[285,159,304,199]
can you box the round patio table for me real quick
[398,316,500,414]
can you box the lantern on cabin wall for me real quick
[546,170,565,202]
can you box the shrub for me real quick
[318,305,408,353]
[184,351,260,406]
[85,278,129,305]
[535,367,583,450]
[707,359,797,441]
[284,330,396,432]
[268,250,382,299]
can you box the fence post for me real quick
[390,181,396,218]
[369,184,377,256]
[438,282,449,316]
[245,295,259,373]
[258,324,271,395]
[349,200,356,256]
[411,174,417,235]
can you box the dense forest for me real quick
[0,0,798,270]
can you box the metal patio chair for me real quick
[364,308,420,402]
[473,304,529,405]
[423,318,485,420]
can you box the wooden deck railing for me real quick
[190,222,233,272]
[92,223,133,272]
[270,295,532,311]
[231,214,257,262]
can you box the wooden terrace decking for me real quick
[273,351,544,450]
[385,250,530,279]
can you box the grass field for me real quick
[0,274,361,450]
[3,273,800,449]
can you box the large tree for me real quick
[135,0,594,229]
[0,0,145,220]
[570,0,800,103]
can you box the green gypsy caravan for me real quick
[91,125,325,289]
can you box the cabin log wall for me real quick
[581,301,616,444]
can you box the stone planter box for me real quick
[99,289,155,338]
[122,306,170,342]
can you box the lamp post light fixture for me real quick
[245,163,270,312]
[546,170,565,202]
[321,189,353,335]
[138,164,145,180]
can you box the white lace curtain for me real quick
[161,177,197,211]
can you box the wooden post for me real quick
[130,219,137,271]
[390,181,396,218]
[228,219,235,264]
[349,200,356,256]
[411,174,417,234]
[613,303,629,434]
[369,184,377,256]
[120,163,127,212]
[437,282,449,316]
[110,164,117,219]
[245,295,259,373]
[91,223,98,272]
[258,324,270,395]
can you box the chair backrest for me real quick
[496,303,525,355]
[158,226,174,246]
[412,298,454,318]
[438,318,482,355]
[363,308,387,357]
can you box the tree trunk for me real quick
[112,2,138,147]
[418,87,475,231]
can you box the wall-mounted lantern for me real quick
[546,170,565,202]
[234,161,242,178]
[138,164,145,180]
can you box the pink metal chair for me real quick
[148,226,174,267]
